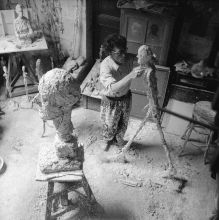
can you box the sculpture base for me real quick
[54,135,78,159]
[38,142,82,174]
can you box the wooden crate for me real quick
[82,94,101,112]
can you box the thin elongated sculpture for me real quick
[121,45,176,174]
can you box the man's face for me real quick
[111,47,126,65]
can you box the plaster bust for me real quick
[137,45,156,67]
[13,4,34,45]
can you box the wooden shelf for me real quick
[175,72,218,92]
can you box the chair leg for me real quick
[181,121,192,140]
[204,130,213,164]
[179,123,194,157]
[45,182,54,220]
[82,175,96,203]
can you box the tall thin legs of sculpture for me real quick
[118,45,176,174]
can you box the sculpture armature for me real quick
[13,4,34,45]
[120,45,176,175]
[38,68,81,159]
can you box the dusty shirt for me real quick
[99,56,131,97]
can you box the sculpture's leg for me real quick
[155,110,176,175]
[121,106,151,153]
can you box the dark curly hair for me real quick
[102,34,127,56]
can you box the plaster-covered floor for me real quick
[0,96,217,220]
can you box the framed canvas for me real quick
[126,16,147,44]
[120,8,175,65]
[146,19,165,45]
[130,64,170,119]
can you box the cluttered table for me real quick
[0,35,48,97]
[0,35,48,54]
[174,61,218,92]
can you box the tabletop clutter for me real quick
[174,59,215,79]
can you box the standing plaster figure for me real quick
[3,66,12,98]
[121,45,176,174]
[35,59,43,82]
[14,4,34,45]
[22,66,29,100]
[38,68,81,159]
[1,57,11,98]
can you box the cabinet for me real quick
[120,9,174,65]
[175,72,218,92]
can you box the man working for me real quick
[99,34,143,151]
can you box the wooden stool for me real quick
[36,144,96,220]
[36,167,96,220]
[180,101,216,164]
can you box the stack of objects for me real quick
[174,60,215,79]
[117,0,180,16]
[81,60,103,97]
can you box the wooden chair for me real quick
[180,101,216,164]
[35,146,96,220]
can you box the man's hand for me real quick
[27,32,34,39]
[130,66,146,78]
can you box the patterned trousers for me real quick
[100,91,132,142]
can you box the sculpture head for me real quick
[15,4,24,18]
[137,45,156,66]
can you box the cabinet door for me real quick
[120,9,174,65]
[120,9,148,54]
[145,17,165,64]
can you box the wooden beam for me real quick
[0,12,6,36]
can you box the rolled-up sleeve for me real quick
[99,61,117,96]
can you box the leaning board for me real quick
[130,65,170,118]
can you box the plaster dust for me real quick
[0,95,217,220]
